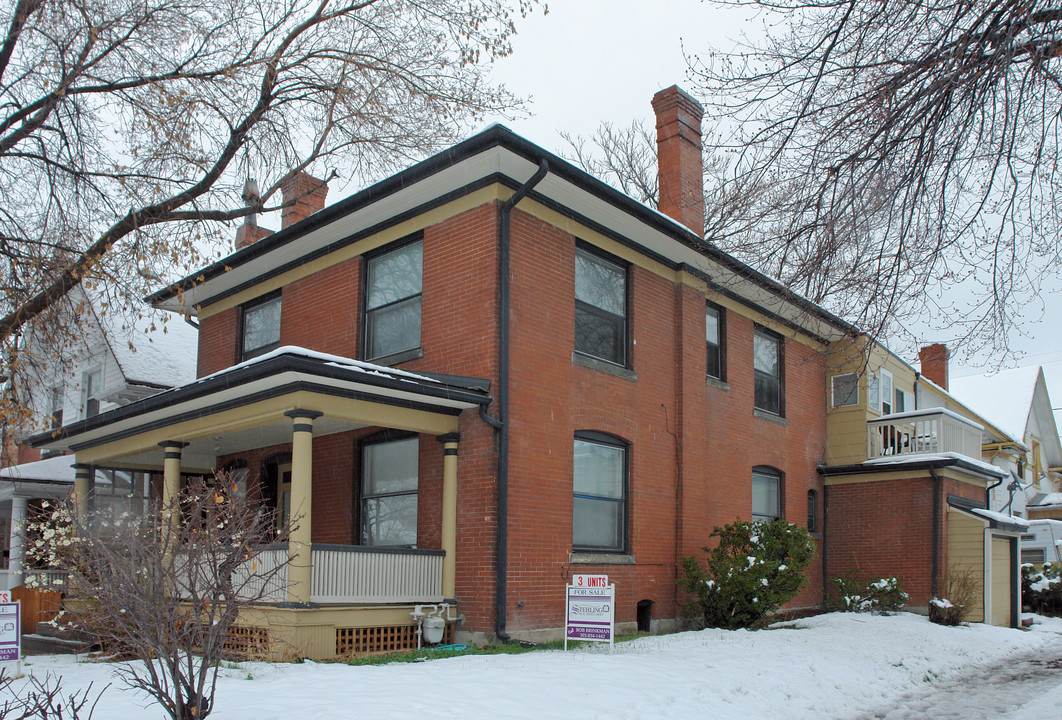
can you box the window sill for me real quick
[368,346,424,367]
[706,376,729,391]
[753,409,788,426]
[572,352,637,381]
[570,552,635,565]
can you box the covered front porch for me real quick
[31,347,490,659]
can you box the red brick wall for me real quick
[195,195,832,635]
[825,474,987,607]
[280,257,360,357]
[197,306,238,377]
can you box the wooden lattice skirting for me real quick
[336,623,455,656]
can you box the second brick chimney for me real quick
[652,85,705,235]
[918,343,950,390]
[280,171,329,229]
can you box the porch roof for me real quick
[28,346,491,468]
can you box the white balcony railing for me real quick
[867,408,984,460]
[213,544,444,605]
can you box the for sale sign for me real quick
[564,575,614,648]
[0,601,20,663]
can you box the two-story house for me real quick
[30,87,858,659]
[1,288,197,590]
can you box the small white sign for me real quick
[571,574,609,589]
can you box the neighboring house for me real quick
[31,87,859,658]
[949,366,1062,566]
[0,289,197,590]
[821,339,1026,627]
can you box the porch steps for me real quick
[21,621,98,655]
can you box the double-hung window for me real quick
[706,303,725,381]
[365,237,423,362]
[753,328,783,416]
[83,370,102,418]
[360,434,419,547]
[573,432,627,553]
[240,292,282,361]
[48,387,63,428]
[752,467,782,522]
[879,369,894,415]
[574,245,628,366]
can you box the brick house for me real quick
[32,86,862,659]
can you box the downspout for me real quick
[985,473,1005,513]
[492,159,549,642]
[929,467,941,598]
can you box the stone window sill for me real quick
[572,352,637,382]
[753,409,788,426]
[570,552,636,565]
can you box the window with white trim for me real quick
[880,369,894,414]
[82,369,102,418]
[831,373,859,408]
[573,432,627,553]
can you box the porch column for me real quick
[438,433,460,599]
[158,441,188,528]
[73,463,92,519]
[8,496,26,587]
[285,409,321,606]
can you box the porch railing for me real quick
[867,408,983,461]
[226,544,444,605]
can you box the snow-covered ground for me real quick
[4,613,1062,719]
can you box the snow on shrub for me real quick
[679,519,815,630]
[824,573,908,614]
[1022,562,1061,615]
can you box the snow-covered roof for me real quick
[968,507,1030,529]
[0,454,76,484]
[90,302,198,388]
[1029,492,1062,509]
[861,451,1007,478]
[949,366,1041,444]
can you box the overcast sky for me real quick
[485,1,1062,394]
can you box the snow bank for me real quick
[8,613,1062,720]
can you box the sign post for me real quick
[565,574,615,649]
[0,595,21,677]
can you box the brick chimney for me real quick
[919,343,950,390]
[652,85,704,235]
[235,223,271,250]
[280,172,329,229]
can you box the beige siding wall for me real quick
[946,508,985,622]
[990,537,1013,627]
[825,336,920,466]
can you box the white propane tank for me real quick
[423,615,445,644]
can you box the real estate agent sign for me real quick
[0,595,20,663]
[565,574,614,649]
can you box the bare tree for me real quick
[26,473,290,720]
[0,0,541,412]
[0,670,101,719]
[686,0,1062,353]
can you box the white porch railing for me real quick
[867,408,984,460]
[239,545,444,605]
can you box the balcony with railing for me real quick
[867,408,984,461]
